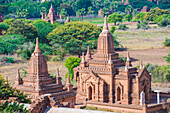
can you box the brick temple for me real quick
[41,4,59,24]
[15,38,75,111]
[74,16,152,105]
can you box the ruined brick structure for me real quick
[74,16,152,105]
[141,6,150,12]
[41,4,59,24]
[15,38,75,109]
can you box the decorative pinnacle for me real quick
[125,64,128,72]
[34,38,41,53]
[127,51,130,61]
[140,60,143,69]
[66,74,71,85]
[56,68,60,77]
[103,15,109,30]
[81,52,85,63]
[108,54,112,64]
[86,46,91,59]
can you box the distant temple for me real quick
[74,16,152,105]
[41,4,59,24]
[15,38,75,112]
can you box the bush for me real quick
[158,18,170,27]
[137,21,151,30]
[0,23,9,34]
[64,57,81,80]
[0,56,15,63]
[118,23,129,30]
[125,14,133,22]
[146,64,169,82]
[164,38,170,46]
[110,26,116,34]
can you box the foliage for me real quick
[137,21,151,30]
[107,13,123,25]
[58,3,76,16]
[158,18,170,27]
[0,23,9,33]
[76,0,92,11]
[0,74,31,103]
[125,5,133,14]
[60,8,68,19]
[64,57,81,80]
[0,5,8,15]
[0,101,29,113]
[164,54,170,63]
[0,35,25,55]
[101,8,109,17]
[135,12,146,21]
[146,64,170,82]
[32,19,55,43]
[144,7,170,21]
[153,14,170,23]
[2,19,15,25]
[17,42,53,60]
[0,56,15,63]
[47,21,102,58]
[164,38,170,47]
[118,23,129,30]
[125,14,133,22]
[110,26,116,34]
[76,8,86,21]
[3,13,15,20]
[5,20,38,42]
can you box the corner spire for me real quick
[108,54,112,64]
[85,46,91,61]
[140,60,143,69]
[103,15,109,30]
[34,38,41,53]
[66,74,71,85]
[81,52,85,63]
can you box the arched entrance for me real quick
[117,87,121,101]
[88,86,92,100]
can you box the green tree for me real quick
[125,5,133,14]
[64,56,81,80]
[76,8,86,21]
[0,5,8,15]
[110,2,118,12]
[135,12,146,21]
[32,19,55,43]
[76,0,92,11]
[0,35,25,55]
[0,23,9,34]
[125,14,133,22]
[144,7,170,21]
[87,6,94,22]
[101,8,109,17]
[153,14,170,23]
[2,19,15,25]
[47,21,102,58]
[5,20,38,42]
[107,13,123,25]
[60,8,68,19]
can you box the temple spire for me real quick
[108,54,112,64]
[140,60,143,69]
[103,15,109,30]
[56,68,62,85]
[126,51,132,66]
[66,74,71,85]
[125,64,128,72]
[65,74,73,91]
[81,52,85,63]
[34,38,41,53]
[85,46,91,61]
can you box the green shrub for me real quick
[110,26,116,34]
[0,23,9,33]
[137,21,151,30]
[64,57,81,80]
[164,38,170,47]
[118,23,129,30]
[125,14,133,22]
[158,18,170,27]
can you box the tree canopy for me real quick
[47,21,102,57]
[107,13,123,25]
